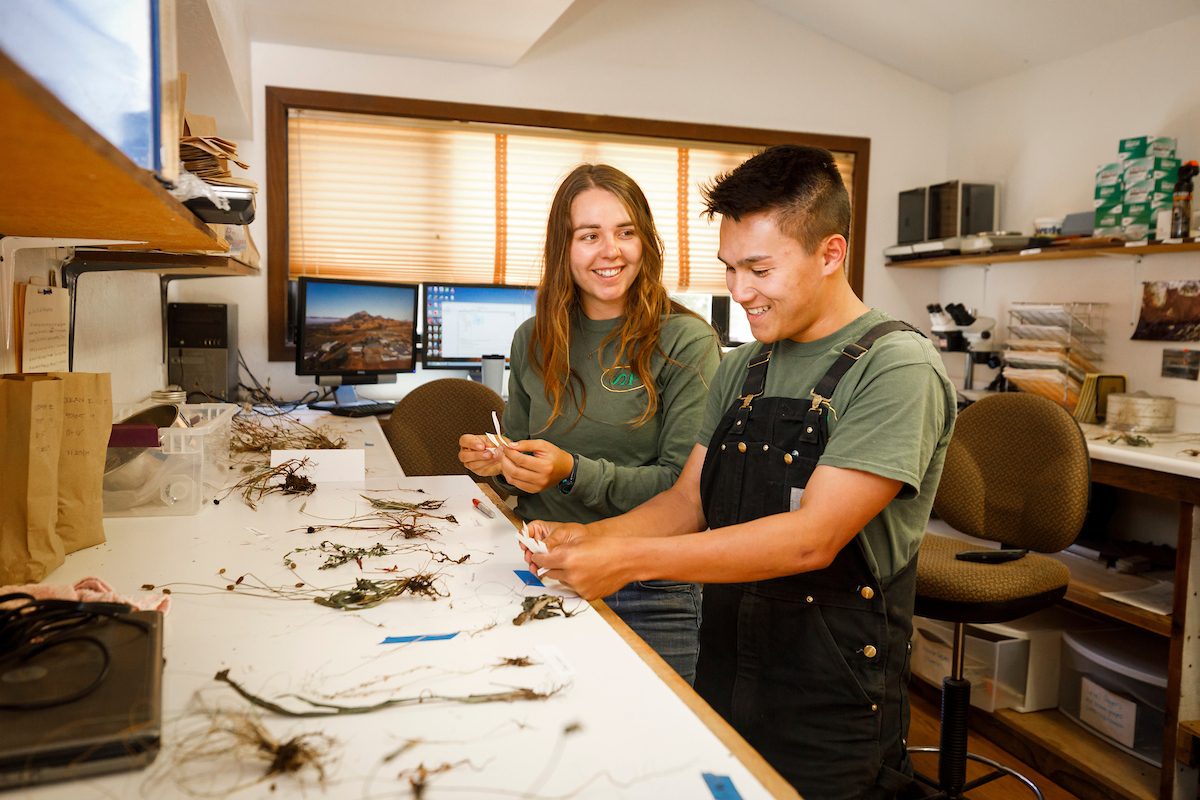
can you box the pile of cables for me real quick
[0,594,151,711]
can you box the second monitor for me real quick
[422,283,538,370]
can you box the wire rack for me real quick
[1003,302,1107,410]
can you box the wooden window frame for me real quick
[266,86,871,362]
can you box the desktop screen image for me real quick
[424,284,537,369]
[297,277,418,375]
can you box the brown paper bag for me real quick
[47,372,113,553]
[0,374,65,583]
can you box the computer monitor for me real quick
[709,296,754,347]
[295,276,419,407]
[422,283,537,370]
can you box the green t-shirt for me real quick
[697,308,956,582]
[500,313,721,525]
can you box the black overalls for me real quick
[696,322,918,800]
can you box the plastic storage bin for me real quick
[103,403,236,517]
[1058,628,1168,766]
[911,616,1030,712]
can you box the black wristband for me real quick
[557,453,579,494]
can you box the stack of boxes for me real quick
[1095,136,1179,240]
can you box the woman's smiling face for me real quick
[568,188,643,320]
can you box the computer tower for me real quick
[166,303,238,402]
[927,181,999,239]
[897,187,928,244]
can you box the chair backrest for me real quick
[381,378,505,477]
[933,392,1090,552]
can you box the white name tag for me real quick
[790,487,805,512]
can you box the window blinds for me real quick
[287,109,854,295]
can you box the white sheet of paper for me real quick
[21,285,70,372]
[271,448,365,483]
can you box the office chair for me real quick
[909,392,1090,799]
[381,378,505,477]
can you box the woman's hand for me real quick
[498,439,575,493]
[458,433,501,477]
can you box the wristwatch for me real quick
[558,453,579,494]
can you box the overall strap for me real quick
[730,345,772,437]
[800,320,923,444]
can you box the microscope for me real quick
[927,303,1001,390]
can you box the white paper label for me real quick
[1079,676,1137,748]
[534,644,575,681]
[789,487,805,512]
[271,448,364,482]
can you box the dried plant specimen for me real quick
[218,459,316,510]
[513,595,581,626]
[231,409,346,453]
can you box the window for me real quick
[267,89,870,361]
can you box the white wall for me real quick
[941,14,1200,431]
[175,0,952,402]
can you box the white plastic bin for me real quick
[103,403,236,516]
[1058,628,1168,766]
[911,616,1029,712]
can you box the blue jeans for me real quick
[604,581,702,685]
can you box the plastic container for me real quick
[103,402,236,517]
[910,616,1029,712]
[1033,216,1064,237]
[1058,628,1168,766]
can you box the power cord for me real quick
[237,349,329,413]
[0,594,152,711]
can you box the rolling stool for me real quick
[909,393,1091,799]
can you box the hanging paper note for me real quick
[19,286,70,372]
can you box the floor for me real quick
[907,690,1082,800]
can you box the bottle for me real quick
[1171,160,1199,239]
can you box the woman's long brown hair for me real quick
[529,163,701,431]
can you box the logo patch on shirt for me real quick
[602,366,644,393]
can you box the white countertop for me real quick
[11,414,781,799]
[1080,422,1200,480]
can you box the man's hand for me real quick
[531,527,637,600]
[499,439,574,493]
[458,433,502,477]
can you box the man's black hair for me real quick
[702,144,851,255]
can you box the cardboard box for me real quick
[1124,178,1175,206]
[1094,183,1122,207]
[1096,163,1124,187]
[1119,136,1176,162]
[1124,156,1180,185]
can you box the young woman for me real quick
[458,163,720,684]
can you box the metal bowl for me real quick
[104,404,187,475]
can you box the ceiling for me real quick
[753,0,1200,92]
[244,0,578,68]
[243,0,1200,92]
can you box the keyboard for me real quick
[326,402,396,417]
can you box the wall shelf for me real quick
[0,50,226,253]
[885,240,1200,269]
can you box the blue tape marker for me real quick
[380,632,459,644]
[702,773,742,800]
[514,570,544,587]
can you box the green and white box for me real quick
[1096,163,1124,187]
[1095,183,1123,207]
[1124,178,1175,206]
[1124,156,1180,185]
[1118,136,1177,162]
[1095,205,1124,230]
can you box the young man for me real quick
[527,144,956,800]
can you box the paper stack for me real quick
[181,110,257,190]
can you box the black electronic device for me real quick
[326,401,397,417]
[167,302,238,401]
[897,186,928,244]
[954,549,1028,564]
[422,283,536,371]
[0,610,163,788]
[295,276,418,409]
[928,181,998,239]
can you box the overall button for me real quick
[806,596,814,603]
[806,426,813,434]
[859,586,874,600]
[871,704,878,712]
[737,442,747,453]
[762,444,769,451]
[720,444,726,451]
[783,453,793,464]
[863,645,877,658]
